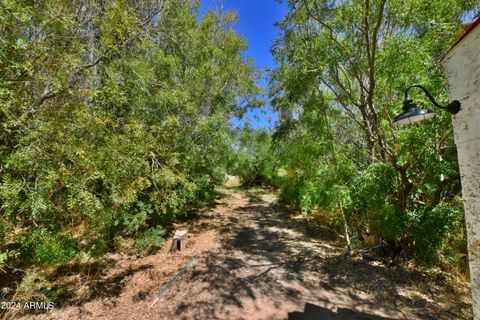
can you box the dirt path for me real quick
[17,188,472,320]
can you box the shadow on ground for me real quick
[288,302,394,320]
[173,190,471,320]
[52,262,154,307]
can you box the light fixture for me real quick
[393,84,461,127]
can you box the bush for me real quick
[114,236,137,255]
[135,226,166,251]
[15,270,67,303]
[278,175,304,208]
[0,0,257,275]
[409,204,463,264]
[229,127,276,187]
[20,228,78,266]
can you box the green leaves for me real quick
[229,126,276,187]
[409,203,463,263]
[351,162,395,212]
[0,0,259,268]
[269,0,473,263]
[135,226,166,251]
[21,228,77,266]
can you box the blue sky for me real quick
[199,0,286,129]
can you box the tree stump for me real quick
[171,229,188,252]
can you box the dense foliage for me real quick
[1,0,478,295]
[0,0,259,269]
[229,124,276,187]
[266,0,479,264]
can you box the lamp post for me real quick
[393,84,461,127]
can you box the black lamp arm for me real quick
[404,84,461,114]
[405,84,445,109]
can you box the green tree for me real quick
[270,0,478,263]
[229,124,276,187]
[0,0,260,268]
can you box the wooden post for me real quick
[171,229,188,252]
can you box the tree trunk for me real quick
[339,203,352,255]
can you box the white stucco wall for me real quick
[443,22,480,320]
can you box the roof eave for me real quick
[442,16,480,61]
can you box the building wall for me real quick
[443,23,480,320]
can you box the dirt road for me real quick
[18,188,472,320]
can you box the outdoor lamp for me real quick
[393,84,461,127]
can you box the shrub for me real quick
[15,270,67,303]
[135,226,166,251]
[409,203,463,264]
[20,228,78,266]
